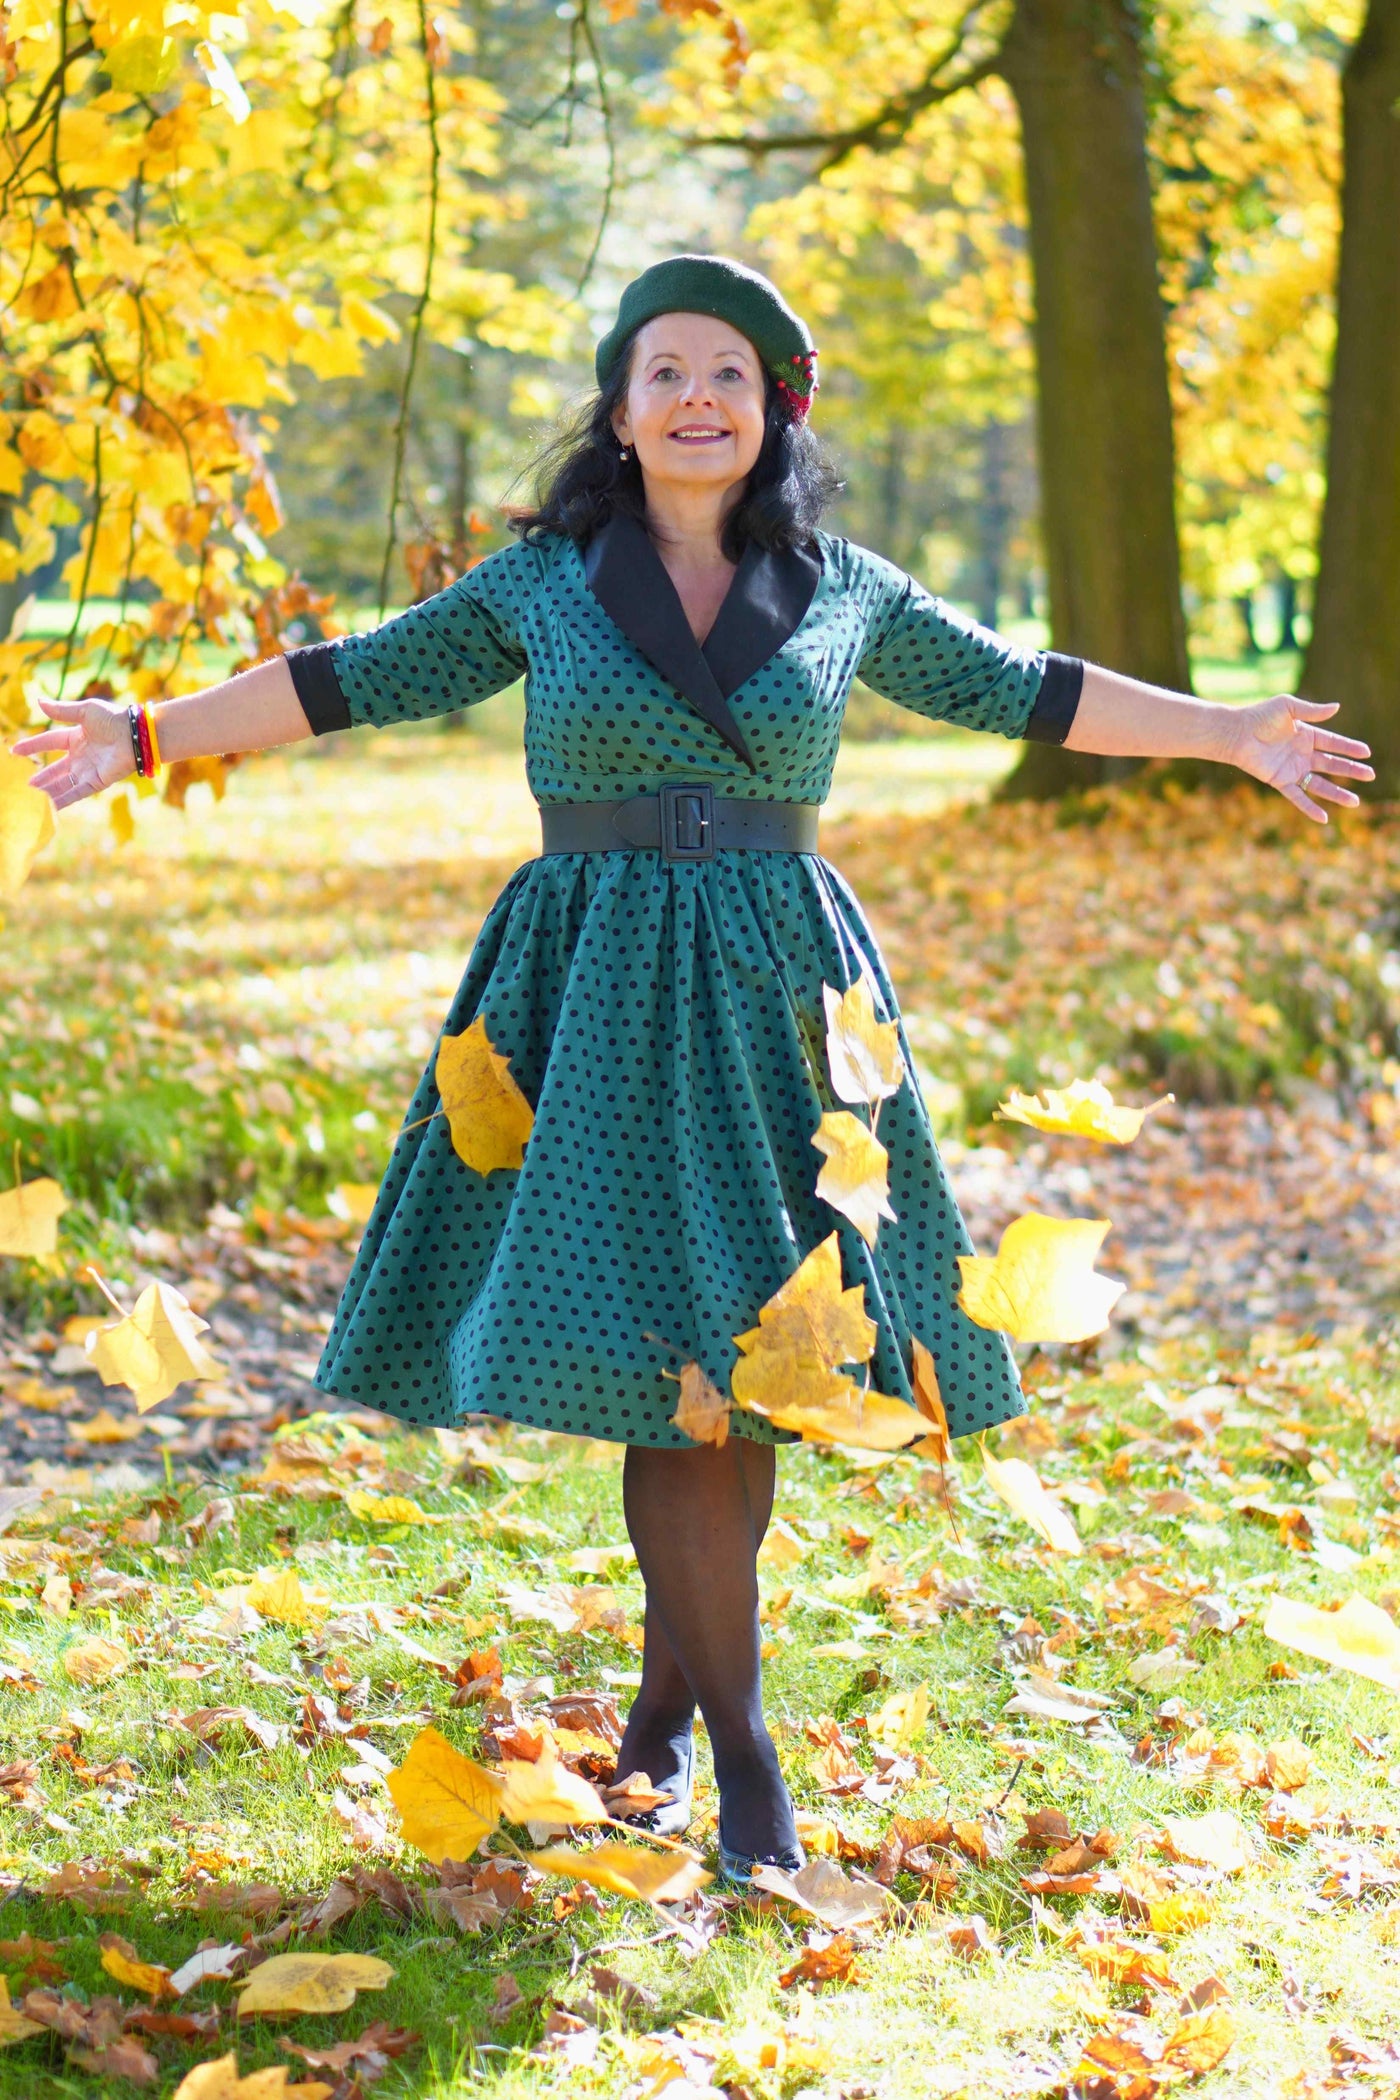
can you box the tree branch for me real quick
[377,0,442,620]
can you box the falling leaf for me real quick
[1160,1811,1251,1874]
[386,1725,504,1863]
[62,1635,131,1683]
[327,1182,378,1226]
[748,1855,893,1929]
[99,1935,173,1999]
[995,1078,1172,1145]
[823,979,904,1109]
[86,1280,222,1411]
[669,1360,730,1446]
[435,1016,533,1175]
[1263,1591,1400,1693]
[173,2052,334,2098]
[526,1842,710,1905]
[867,1683,930,1753]
[957,1213,1125,1343]
[0,751,56,896]
[69,1408,149,1444]
[811,1111,896,1247]
[0,1977,45,2047]
[342,1491,441,1526]
[982,1450,1082,1554]
[908,1336,951,1463]
[246,1569,314,1626]
[0,1176,67,1259]
[235,1950,394,2016]
[737,1233,876,1371]
[498,1747,607,1828]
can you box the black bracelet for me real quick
[126,703,146,777]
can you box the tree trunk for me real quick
[997,0,1191,796]
[1300,0,1400,791]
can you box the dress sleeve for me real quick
[855,561,1084,744]
[286,550,531,735]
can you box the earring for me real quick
[618,445,630,462]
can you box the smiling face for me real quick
[610,311,768,504]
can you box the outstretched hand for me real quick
[10,695,136,811]
[1227,695,1373,823]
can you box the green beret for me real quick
[594,253,818,420]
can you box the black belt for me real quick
[539,784,820,863]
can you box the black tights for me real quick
[614,1438,798,1858]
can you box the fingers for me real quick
[1287,698,1339,719]
[10,725,79,758]
[24,756,77,795]
[33,696,87,720]
[1281,781,1328,825]
[1312,730,1373,764]
[1309,753,1373,784]
[1309,775,1362,809]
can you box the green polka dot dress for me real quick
[287,519,1083,1447]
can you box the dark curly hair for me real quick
[509,324,840,562]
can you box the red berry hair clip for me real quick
[773,349,818,424]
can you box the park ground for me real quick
[1,685,1399,2097]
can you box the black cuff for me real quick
[1024,651,1084,745]
[287,642,353,735]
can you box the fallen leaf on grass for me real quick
[236,1951,394,2017]
[385,1725,503,1862]
[823,978,904,1109]
[61,1634,130,1683]
[280,2021,420,2077]
[867,1682,929,1753]
[668,1360,731,1446]
[98,1934,173,2000]
[245,1568,317,1626]
[0,1175,67,1259]
[342,1491,443,1526]
[1161,2004,1236,2074]
[526,1842,711,1905]
[982,1450,1082,1555]
[43,1863,142,1911]
[811,1111,896,1246]
[1263,1592,1400,1693]
[957,1214,1125,1344]
[1160,1811,1252,1874]
[173,2055,334,2099]
[86,1279,221,1411]
[124,2007,222,2041]
[0,1977,45,2046]
[995,1079,1172,1145]
[187,1883,284,1924]
[749,1855,893,1929]
[779,1931,863,1988]
[68,2033,161,2085]
[435,1017,533,1176]
[168,1946,246,1994]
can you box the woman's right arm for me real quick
[11,656,312,811]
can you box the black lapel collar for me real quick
[582,512,822,772]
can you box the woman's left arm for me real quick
[1065,665,1374,823]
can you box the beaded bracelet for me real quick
[126,701,162,778]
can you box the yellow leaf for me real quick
[957,1213,1125,1343]
[245,1569,312,1626]
[1141,1891,1213,1934]
[811,1111,896,1247]
[327,1182,378,1226]
[0,752,55,894]
[99,1933,173,1999]
[909,1335,951,1463]
[527,1842,711,1905]
[670,1360,731,1445]
[822,979,903,1109]
[109,789,136,845]
[1161,1811,1251,1874]
[735,1233,876,1374]
[0,1175,67,1258]
[747,1377,928,1452]
[86,1279,222,1411]
[341,294,400,345]
[982,1450,1081,1555]
[435,1016,533,1175]
[1263,1592,1400,1692]
[343,1491,440,1526]
[173,2054,333,2100]
[62,1634,131,1683]
[234,1950,393,2016]
[498,1746,607,1828]
[69,1407,148,1443]
[0,1976,45,2046]
[386,1725,504,1863]
[868,1682,929,1752]
[1162,2006,1235,2075]
[995,1079,1172,1145]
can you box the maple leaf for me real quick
[995,1078,1173,1144]
[0,752,55,895]
[0,1977,45,2047]
[526,1842,710,1905]
[245,1569,315,1626]
[779,1932,864,1989]
[386,1725,504,1863]
[435,1016,533,1175]
[0,1175,67,1259]
[342,1491,442,1526]
[98,1934,173,2000]
[957,1213,1125,1343]
[867,1683,929,1753]
[811,1111,897,1246]
[731,1236,922,1447]
[749,1855,893,1928]
[61,1635,131,1684]
[172,2048,332,2097]
[982,1449,1082,1555]
[1263,1591,1400,1692]
[1161,2004,1236,2074]
[668,1360,731,1445]
[85,1278,221,1411]
[235,1950,394,2016]
[498,1747,607,1828]
[822,979,904,1110]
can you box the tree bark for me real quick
[997,0,1191,796]
[1300,0,1400,791]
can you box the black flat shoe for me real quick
[715,1816,806,1892]
[617,1735,695,1839]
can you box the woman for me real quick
[15,254,1372,1887]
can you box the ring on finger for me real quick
[1301,770,1316,793]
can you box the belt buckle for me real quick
[658,782,716,863]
